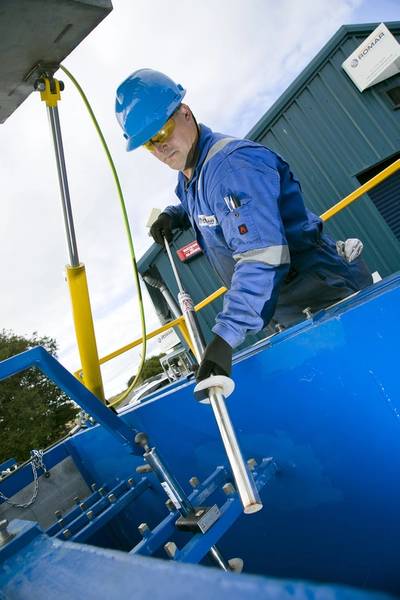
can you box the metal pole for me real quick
[142,445,230,571]
[163,239,262,514]
[37,77,104,401]
[208,388,262,513]
[47,104,79,266]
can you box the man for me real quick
[115,68,372,382]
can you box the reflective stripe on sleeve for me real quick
[233,245,290,266]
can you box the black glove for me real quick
[150,212,173,245]
[196,334,232,382]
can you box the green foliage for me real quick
[0,330,78,464]
[127,353,165,387]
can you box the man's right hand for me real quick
[150,213,173,245]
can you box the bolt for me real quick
[136,464,153,474]
[165,499,176,513]
[127,477,135,487]
[54,510,63,520]
[138,523,150,537]
[98,487,106,496]
[86,510,94,521]
[79,502,87,511]
[164,541,177,559]
[73,496,80,505]
[34,79,46,92]
[222,482,236,496]
[91,483,97,492]
[228,557,244,573]
[107,493,117,504]
[0,519,15,547]
[303,307,313,319]
[275,323,284,333]
[247,458,257,471]
[189,476,200,488]
[134,432,149,450]
[62,529,71,539]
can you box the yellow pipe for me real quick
[320,159,400,222]
[194,286,227,311]
[74,286,228,380]
[177,321,195,355]
[66,264,105,402]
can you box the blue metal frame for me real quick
[0,346,140,454]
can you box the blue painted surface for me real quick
[0,346,140,454]
[1,275,400,597]
[0,520,395,600]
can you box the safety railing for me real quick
[320,158,400,221]
[76,158,400,389]
[74,285,227,382]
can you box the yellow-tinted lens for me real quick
[143,117,175,151]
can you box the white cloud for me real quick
[2,0,375,396]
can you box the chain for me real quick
[0,450,47,509]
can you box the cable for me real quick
[59,65,146,408]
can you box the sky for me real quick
[1,0,399,397]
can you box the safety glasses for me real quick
[143,116,176,152]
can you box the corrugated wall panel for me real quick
[250,24,400,277]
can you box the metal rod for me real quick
[144,446,230,571]
[144,448,193,515]
[208,388,262,514]
[163,238,262,514]
[164,240,184,294]
[47,105,79,266]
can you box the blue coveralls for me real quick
[164,125,372,348]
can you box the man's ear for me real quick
[180,103,192,121]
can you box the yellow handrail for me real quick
[320,159,400,221]
[74,286,227,380]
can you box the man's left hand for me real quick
[196,335,232,382]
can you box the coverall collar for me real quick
[180,124,214,191]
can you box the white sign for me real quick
[157,328,180,352]
[342,23,400,92]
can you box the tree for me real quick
[0,330,78,464]
[127,353,165,387]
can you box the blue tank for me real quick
[1,274,400,599]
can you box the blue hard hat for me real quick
[115,68,186,151]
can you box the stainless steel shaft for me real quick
[47,105,79,267]
[163,238,262,514]
[144,446,230,571]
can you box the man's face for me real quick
[146,105,198,172]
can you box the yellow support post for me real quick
[36,74,105,403]
[66,264,105,402]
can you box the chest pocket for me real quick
[219,198,261,251]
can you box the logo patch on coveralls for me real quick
[198,214,218,227]
[238,224,248,234]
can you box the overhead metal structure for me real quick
[0,0,112,124]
